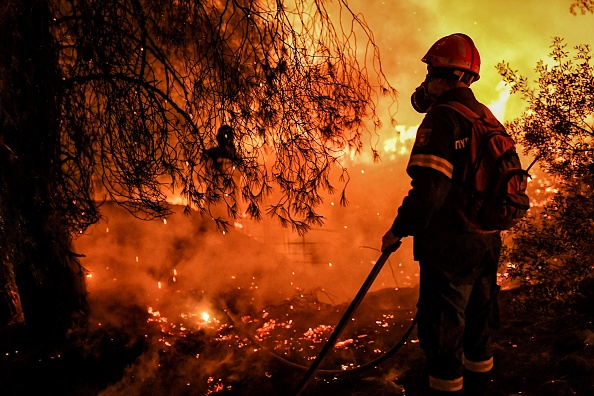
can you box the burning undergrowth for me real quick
[87,286,417,396]
[53,201,420,395]
[4,281,594,396]
[3,193,593,396]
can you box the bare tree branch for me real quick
[51,0,397,234]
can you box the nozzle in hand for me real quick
[381,230,402,253]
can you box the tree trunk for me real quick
[0,0,88,343]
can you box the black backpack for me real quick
[442,101,531,232]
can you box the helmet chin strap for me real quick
[453,69,475,85]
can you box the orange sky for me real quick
[350,0,594,126]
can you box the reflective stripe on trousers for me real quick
[464,356,493,373]
[429,376,463,392]
[428,358,493,394]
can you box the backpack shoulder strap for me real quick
[436,101,481,121]
[438,101,501,122]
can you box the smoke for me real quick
[74,199,419,394]
[76,194,414,314]
[77,203,294,313]
[74,0,594,303]
[74,0,594,334]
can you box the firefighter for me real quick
[381,33,502,396]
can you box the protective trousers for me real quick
[416,234,501,395]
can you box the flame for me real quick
[488,82,512,121]
[383,125,417,156]
[146,300,225,350]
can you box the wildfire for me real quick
[383,125,417,158]
[136,282,417,396]
[59,2,593,395]
[201,311,210,322]
[146,299,225,345]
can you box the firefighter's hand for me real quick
[381,230,402,253]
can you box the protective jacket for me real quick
[390,87,500,258]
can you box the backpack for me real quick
[442,101,530,233]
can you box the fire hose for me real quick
[221,241,418,394]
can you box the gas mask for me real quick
[410,81,433,113]
[411,67,474,113]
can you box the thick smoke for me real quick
[75,0,594,318]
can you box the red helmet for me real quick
[422,33,481,81]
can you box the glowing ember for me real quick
[335,338,354,348]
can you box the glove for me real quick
[381,230,402,253]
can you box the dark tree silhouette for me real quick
[0,0,396,339]
[497,38,594,305]
[1,0,88,342]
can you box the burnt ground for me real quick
[0,284,593,396]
